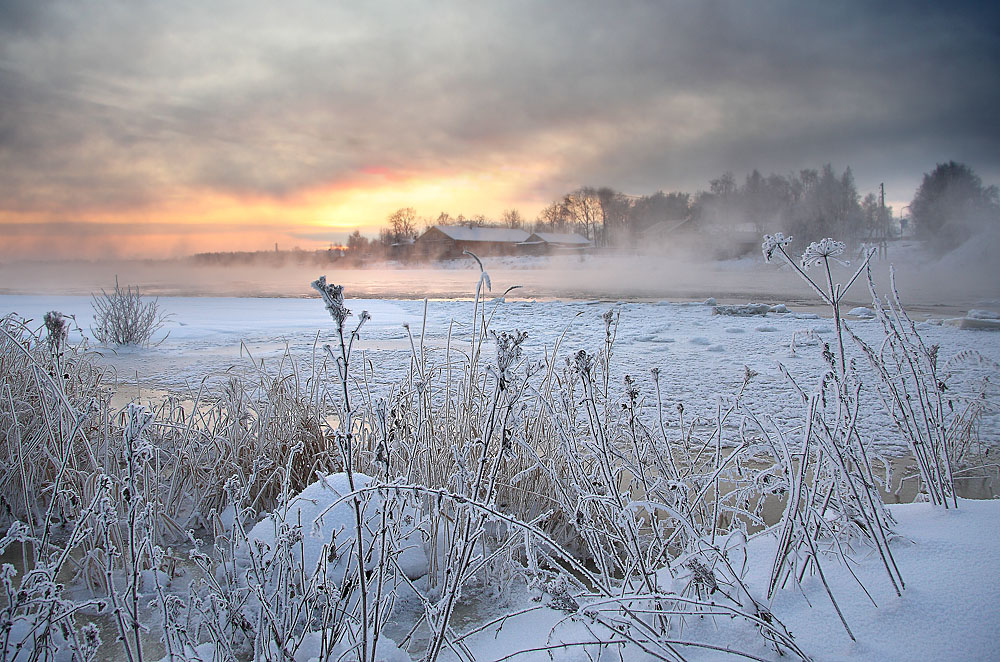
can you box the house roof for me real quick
[524,232,591,246]
[639,217,693,238]
[422,225,531,243]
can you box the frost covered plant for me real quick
[43,310,70,355]
[841,266,990,507]
[761,232,793,261]
[763,233,872,380]
[762,233,909,637]
[312,275,350,328]
[91,277,169,346]
[800,237,848,269]
[493,329,527,390]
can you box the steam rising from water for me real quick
[1,237,997,317]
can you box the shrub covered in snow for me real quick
[91,276,169,345]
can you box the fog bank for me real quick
[1,240,996,318]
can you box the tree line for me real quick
[351,161,997,259]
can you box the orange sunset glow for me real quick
[0,165,553,259]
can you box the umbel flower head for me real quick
[800,238,847,270]
[312,276,351,327]
[761,233,793,262]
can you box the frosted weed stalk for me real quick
[317,259,813,661]
[846,266,997,506]
[765,232,995,507]
[761,234,905,636]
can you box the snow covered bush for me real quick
[91,277,169,346]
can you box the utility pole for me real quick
[877,183,888,259]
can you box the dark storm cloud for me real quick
[1,0,998,214]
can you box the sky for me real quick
[1,0,998,259]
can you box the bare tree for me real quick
[537,199,571,231]
[386,207,418,243]
[347,230,370,254]
[565,188,602,243]
[596,187,633,246]
[500,208,524,229]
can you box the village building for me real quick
[414,225,531,260]
[520,232,592,254]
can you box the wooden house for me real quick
[415,225,531,260]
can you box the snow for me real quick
[3,293,999,453]
[3,288,1000,660]
[267,630,410,662]
[525,232,592,246]
[155,643,217,662]
[239,473,428,584]
[848,306,875,318]
[756,498,1000,662]
[945,309,1000,330]
[425,225,531,243]
[460,499,1000,662]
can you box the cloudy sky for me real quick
[1,0,998,258]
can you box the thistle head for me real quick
[572,350,594,376]
[43,310,69,354]
[312,276,351,328]
[623,374,639,405]
[601,308,620,342]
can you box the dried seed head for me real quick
[800,238,847,270]
[761,233,792,262]
[572,350,593,376]
[493,330,528,389]
[311,276,351,327]
[623,374,639,404]
[44,311,69,354]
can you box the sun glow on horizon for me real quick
[0,166,552,260]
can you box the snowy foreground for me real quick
[162,484,1000,662]
[460,498,1000,661]
[2,289,1000,662]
